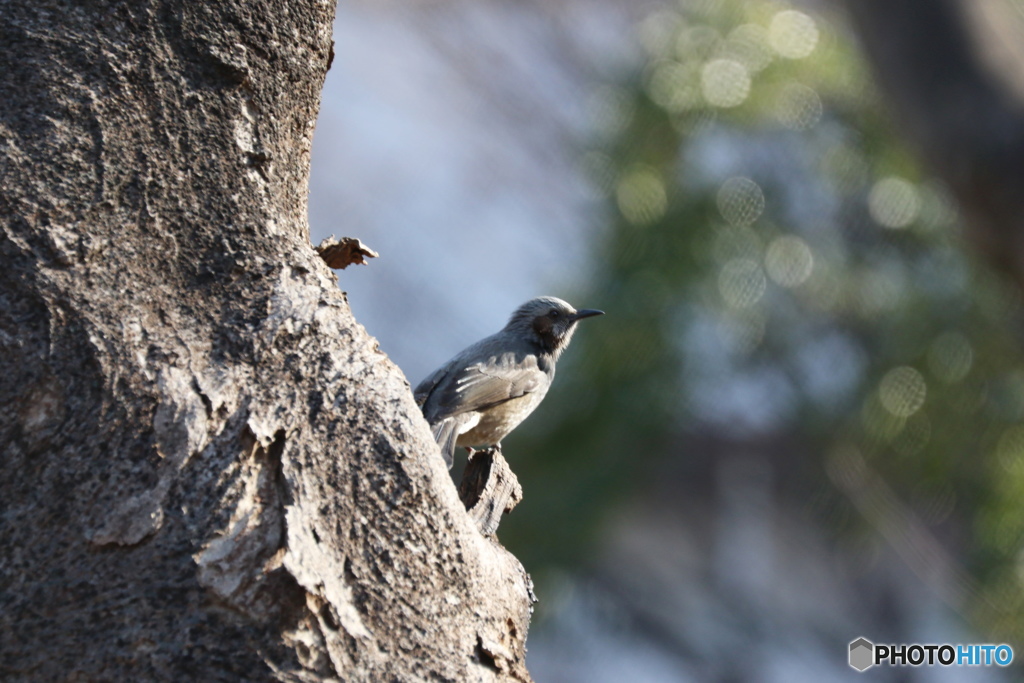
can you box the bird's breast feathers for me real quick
[455,387,549,448]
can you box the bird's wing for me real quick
[413,363,450,408]
[427,351,547,423]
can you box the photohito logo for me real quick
[848,637,1013,672]
[849,638,874,672]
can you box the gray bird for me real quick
[414,296,604,468]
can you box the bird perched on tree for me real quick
[414,296,604,468]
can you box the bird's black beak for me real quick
[572,309,605,321]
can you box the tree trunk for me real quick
[839,0,1024,284]
[0,2,533,680]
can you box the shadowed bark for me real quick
[0,1,532,680]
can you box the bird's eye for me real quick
[549,309,560,319]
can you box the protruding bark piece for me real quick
[316,235,379,269]
[458,448,523,536]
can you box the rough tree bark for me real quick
[839,0,1024,285]
[0,2,533,680]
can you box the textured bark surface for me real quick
[0,2,533,680]
[840,0,1024,284]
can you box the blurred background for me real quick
[309,0,1024,679]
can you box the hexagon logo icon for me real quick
[849,637,874,672]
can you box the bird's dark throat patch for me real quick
[532,316,563,353]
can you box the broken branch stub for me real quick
[458,448,523,536]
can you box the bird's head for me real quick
[505,296,604,358]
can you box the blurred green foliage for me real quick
[500,0,1024,642]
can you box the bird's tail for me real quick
[431,419,458,469]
